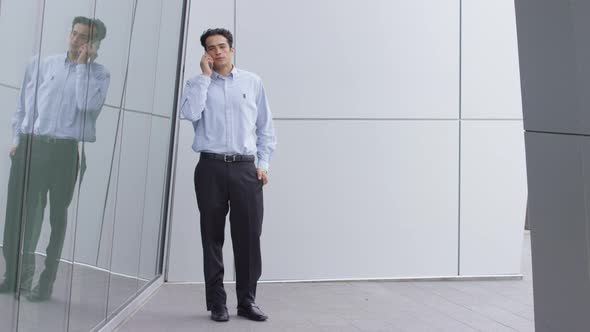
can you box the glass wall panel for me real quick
[105,0,164,316]
[106,110,151,315]
[0,0,184,329]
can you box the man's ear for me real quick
[93,40,101,50]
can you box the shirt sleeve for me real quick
[255,80,277,171]
[11,60,35,146]
[75,64,110,115]
[179,74,211,122]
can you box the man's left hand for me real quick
[257,168,268,185]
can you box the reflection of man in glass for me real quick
[180,28,276,322]
[0,16,110,302]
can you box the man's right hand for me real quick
[77,44,98,64]
[200,53,213,77]
[9,146,16,157]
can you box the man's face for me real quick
[69,23,92,55]
[205,35,234,68]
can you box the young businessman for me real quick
[180,28,276,322]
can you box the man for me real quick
[180,28,276,322]
[0,16,110,302]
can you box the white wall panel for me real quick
[236,0,460,119]
[166,121,202,281]
[459,120,527,275]
[182,0,234,82]
[166,122,201,281]
[262,120,459,280]
[462,0,522,119]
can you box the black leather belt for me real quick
[21,134,77,145]
[201,152,255,163]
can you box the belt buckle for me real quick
[223,155,236,163]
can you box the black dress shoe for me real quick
[237,304,268,321]
[0,279,32,294]
[26,284,52,302]
[210,304,229,322]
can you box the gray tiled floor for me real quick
[118,232,534,331]
[0,257,149,332]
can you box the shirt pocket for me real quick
[38,71,56,92]
[238,90,258,126]
[36,72,57,114]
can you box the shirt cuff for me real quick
[13,136,19,146]
[257,160,270,172]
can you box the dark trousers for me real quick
[2,135,78,291]
[194,157,264,310]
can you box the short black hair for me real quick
[200,28,233,50]
[72,16,107,41]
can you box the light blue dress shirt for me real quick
[11,53,111,145]
[180,66,276,171]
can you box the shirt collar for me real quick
[212,65,239,80]
[63,52,77,65]
[230,65,239,78]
